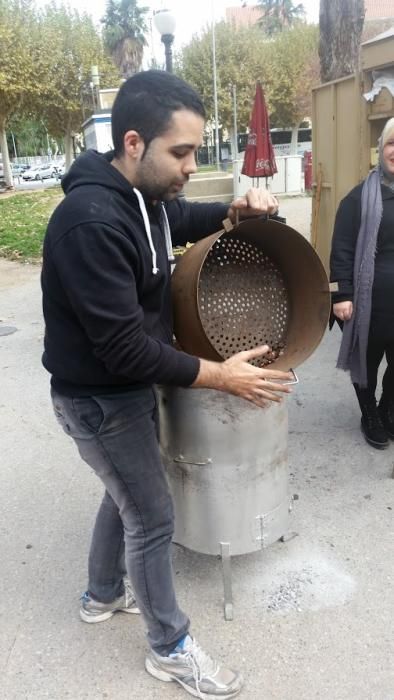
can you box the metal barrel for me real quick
[159,386,290,557]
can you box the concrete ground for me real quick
[1,195,393,700]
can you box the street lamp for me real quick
[153,9,176,73]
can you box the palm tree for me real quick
[102,0,149,78]
[319,0,365,82]
[258,0,306,36]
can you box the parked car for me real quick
[11,163,29,176]
[1,163,26,176]
[22,164,54,181]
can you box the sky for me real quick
[33,0,320,62]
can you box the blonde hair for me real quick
[378,118,394,174]
[380,117,394,149]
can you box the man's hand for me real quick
[192,345,294,408]
[333,301,353,322]
[227,187,279,222]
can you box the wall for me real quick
[312,74,363,272]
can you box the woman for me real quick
[330,117,394,449]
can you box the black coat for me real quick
[330,182,394,319]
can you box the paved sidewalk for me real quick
[1,196,393,699]
[278,194,312,240]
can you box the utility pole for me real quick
[211,0,220,171]
[232,84,238,162]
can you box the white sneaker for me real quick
[145,634,243,699]
[79,578,140,623]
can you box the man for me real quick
[41,70,293,699]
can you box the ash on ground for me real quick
[259,556,355,614]
[265,567,314,612]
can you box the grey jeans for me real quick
[51,386,189,654]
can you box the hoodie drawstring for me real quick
[133,188,175,275]
[161,205,176,265]
[133,188,158,275]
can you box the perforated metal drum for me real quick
[198,235,289,362]
[171,217,330,370]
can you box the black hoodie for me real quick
[41,150,229,396]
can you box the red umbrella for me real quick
[241,81,277,182]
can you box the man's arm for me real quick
[192,346,294,407]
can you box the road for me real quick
[9,175,62,192]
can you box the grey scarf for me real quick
[336,168,383,387]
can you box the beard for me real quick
[137,180,183,201]
[134,150,186,201]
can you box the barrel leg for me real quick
[220,542,233,621]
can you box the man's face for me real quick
[383,137,394,177]
[133,109,204,201]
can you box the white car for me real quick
[22,164,54,181]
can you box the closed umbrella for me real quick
[242,81,277,186]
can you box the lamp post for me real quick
[211,1,220,170]
[153,9,176,73]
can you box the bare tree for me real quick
[319,0,365,82]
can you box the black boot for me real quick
[378,393,394,439]
[354,385,389,449]
[360,401,389,449]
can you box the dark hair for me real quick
[111,70,206,157]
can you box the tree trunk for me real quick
[64,128,74,171]
[0,121,14,189]
[319,0,365,83]
[113,37,142,79]
[228,126,237,162]
[290,125,300,156]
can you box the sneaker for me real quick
[145,634,243,699]
[80,578,140,623]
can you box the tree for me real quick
[257,0,306,36]
[102,0,149,78]
[7,117,58,158]
[264,25,319,129]
[319,0,365,82]
[0,2,120,180]
[177,21,318,149]
[38,6,120,168]
[0,0,43,188]
[177,23,271,134]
